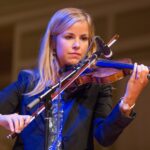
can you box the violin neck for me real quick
[96,59,150,71]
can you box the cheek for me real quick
[81,43,89,57]
[56,39,66,57]
[56,39,70,66]
[56,48,65,63]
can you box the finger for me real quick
[136,64,141,79]
[145,66,149,80]
[131,63,137,79]
[18,116,25,131]
[7,118,14,132]
[141,64,149,81]
[142,64,149,74]
[23,115,31,127]
[12,115,20,133]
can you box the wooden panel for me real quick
[115,6,150,40]
[94,16,108,41]
[0,25,13,88]
[19,29,44,60]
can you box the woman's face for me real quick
[56,20,89,67]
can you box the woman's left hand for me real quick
[120,63,149,115]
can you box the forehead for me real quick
[63,20,89,34]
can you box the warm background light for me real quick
[0,0,150,150]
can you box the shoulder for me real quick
[17,69,39,92]
[18,69,38,81]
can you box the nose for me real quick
[72,39,80,50]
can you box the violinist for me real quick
[0,7,149,150]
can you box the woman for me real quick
[0,8,149,150]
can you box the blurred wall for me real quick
[0,0,150,149]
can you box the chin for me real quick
[69,60,80,66]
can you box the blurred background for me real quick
[0,0,150,149]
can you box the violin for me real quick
[67,58,133,87]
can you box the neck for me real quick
[59,65,75,75]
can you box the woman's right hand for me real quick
[0,113,31,133]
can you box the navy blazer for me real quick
[0,71,135,150]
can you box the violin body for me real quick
[66,58,133,89]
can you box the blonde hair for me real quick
[27,8,96,96]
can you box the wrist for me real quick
[119,98,135,116]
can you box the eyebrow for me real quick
[63,32,89,36]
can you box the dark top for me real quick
[0,71,135,150]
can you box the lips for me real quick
[69,52,81,55]
[69,53,81,58]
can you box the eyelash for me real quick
[64,36,89,41]
[81,37,89,41]
[64,35,73,40]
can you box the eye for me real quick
[64,35,74,40]
[80,36,89,41]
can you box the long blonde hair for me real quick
[27,8,96,96]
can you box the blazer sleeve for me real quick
[93,84,136,147]
[0,70,33,114]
